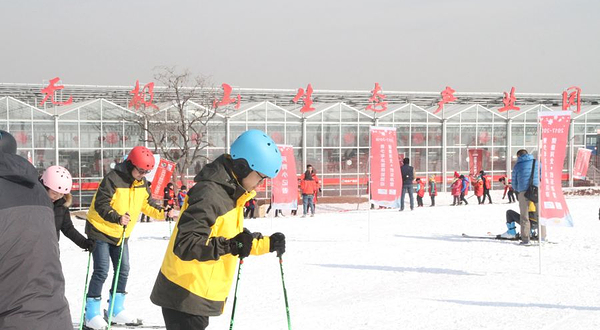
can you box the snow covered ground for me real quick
[61,190,600,330]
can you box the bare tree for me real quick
[127,67,228,185]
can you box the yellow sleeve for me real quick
[142,198,165,220]
[251,236,271,256]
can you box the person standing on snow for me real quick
[472,175,484,204]
[177,185,187,208]
[84,146,172,329]
[150,129,286,330]
[480,170,493,204]
[511,149,539,245]
[450,174,462,206]
[428,175,437,206]
[300,164,320,217]
[415,177,425,207]
[0,130,72,330]
[499,177,516,203]
[399,157,415,211]
[459,175,470,205]
[40,165,95,252]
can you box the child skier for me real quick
[40,165,95,252]
[499,177,516,203]
[150,129,286,330]
[450,173,462,206]
[428,175,437,206]
[84,146,172,329]
[459,175,470,205]
[177,185,187,208]
[415,177,425,207]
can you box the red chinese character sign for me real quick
[572,147,592,180]
[562,86,581,114]
[365,83,388,112]
[271,145,299,210]
[498,87,520,112]
[40,77,73,106]
[129,80,159,110]
[292,84,315,113]
[539,112,573,227]
[369,127,402,207]
[435,86,457,114]
[213,83,240,109]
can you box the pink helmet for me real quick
[41,165,73,194]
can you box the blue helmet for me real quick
[230,130,282,178]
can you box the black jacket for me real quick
[0,151,72,329]
[401,164,415,186]
[54,194,88,249]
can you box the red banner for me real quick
[151,159,176,201]
[573,148,592,180]
[539,112,573,227]
[370,127,402,207]
[468,149,484,176]
[271,145,299,210]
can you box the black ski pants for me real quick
[162,307,209,330]
[482,188,492,203]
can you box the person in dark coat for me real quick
[0,130,72,330]
[399,157,415,211]
[40,165,95,252]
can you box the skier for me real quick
[399,157,415,211]
[40,165,95,252]
[459,175,470,205]
[450,174,461,206]
[84,146,173,329]
[472,175,484,204]
[498,200,546,240]
[0,130,72,329]
[177,185,187,208]
[480,170,492,204]
[415,177,425,207]
[499,176,516,203]
[428,175,437,206]
[164,182,176,221]
[150,129,286,330]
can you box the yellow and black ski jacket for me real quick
[86,162,165,245]
[150,155,271,316]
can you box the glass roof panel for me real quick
[8,98,32,120]
[0,97,7,119]
[102,101,128,120]
[265,103,286,121]
[477,106,494,122]
[79,100,102,121]
[411,105,427,121]
[321,104,342,122]
[340,104,359,121]
[244,103,267,122]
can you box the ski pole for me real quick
[107,225,127,330]
[229,257,244,330]
[279,256,292,330]
[78,251,93,330]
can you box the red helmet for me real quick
[128,146,155,170]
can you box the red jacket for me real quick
[473,178,484,197]
[451,179,461,196]
[300,172,320,195]
[416,182,425,198]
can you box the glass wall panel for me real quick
[446,125,460,147]
[359,126,370,147]
[80,150,102,178]
[103,124,123,149]
[322,125,340,148]
[358,148,369,174]
[33,149,55,170]
[341,125,358,147]
[8,100,31,120]
[493,125,507,146]
[81,104,102,121]
[124,124,142,148]
[80,123,102,148]
[305,148,323,174]
[286,125,302,147]
[428,148,442,173]
[428,126,442,146]
[341,148,358,172]
[58,123,79,148]
[323,148,340,174]
[411,125,427,147]
[103,149,125,175]
[306,125,321,147]
[266,125,284,144]
[412,148,427,173]
[511,125,524,146]
[396,124,410,147]
[33,122,56,149]
[461,125,476,147]
[229,123,247,143]
[208,124,227,148]
[477,125,492,147]
[59,150,80,177]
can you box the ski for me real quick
[461,233,518,241]
[80,325,163,330]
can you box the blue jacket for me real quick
[512,154,539,192]
[461,177,469,193]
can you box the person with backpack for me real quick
[512,149,540,245]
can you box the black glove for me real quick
[269,232,286,257]
[229,230,253,258]
[83,239,96,252]
[319,188,322,192]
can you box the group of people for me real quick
[450,170,493,206]
[0,129,286,330]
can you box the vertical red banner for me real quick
[573,148,592,180]
[271,145,299,209]
[151,159,176,200]
[468,149,483,176]
[370,127,402,207]
[539,112,573,227]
